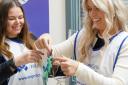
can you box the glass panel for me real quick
[66,0,83,38]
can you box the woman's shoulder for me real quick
[120,31,128,35]
[117,31,128,40]
[119,31,128,44]
[113,31,128,39]
[110,31,128,46]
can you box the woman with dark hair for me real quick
[0,0,44,85]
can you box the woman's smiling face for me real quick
[6,6,24,38]
[87,0,106,35]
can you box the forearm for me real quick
[52,34,76,58]
[52,42,74,58]
[75,63,123,85]
[52,44,73,58]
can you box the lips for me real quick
[12,25,21,31]
[92,18,100,22]
[92,18,100,29]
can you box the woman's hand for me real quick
[34,33,52,55]
[14,50,44,67]
[53,56,79,76]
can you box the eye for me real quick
[18,15,24,19]
[95,7,100,11]
[88,8,92,14]
[8,17,15,20]
[88,7,92,11]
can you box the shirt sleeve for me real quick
[0,58,17,84]
[74,39,128,85]
[52,33,76,58]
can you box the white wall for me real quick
[49,0,66,45]
[48,0,67,84]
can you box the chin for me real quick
[92,28,98,34]
[13,32,20,36]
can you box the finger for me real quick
[35,54,43,60]
[61,66,72,76]
[31,50,45,56]
[34,40,43,49]
[60,62,70,73]
[53,57,67,62]
[61,62,69,67]
[31,51,43,60]
[39,39,47,49]
[52,60,60,65]
[61,66,68,72]
[33,41,38,50]
[63,70,70,76]
[60,61,68,69]
[35,39,52,56]
[29,56,38,63]
[30,54,39,61]
[35,50,45,56]
[43,39,52,54]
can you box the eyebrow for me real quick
[8,15,24,17]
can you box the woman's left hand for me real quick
[34,33,52,55]
[53,56,79,76]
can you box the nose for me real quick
[15,18,20,24]
[89,8,97,18]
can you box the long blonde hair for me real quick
[79,0,128,62]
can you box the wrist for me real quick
[74,61,80,75]
[13,57,21,67]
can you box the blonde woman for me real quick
[36,0,128,85]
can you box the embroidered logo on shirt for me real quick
[17,65,28,72]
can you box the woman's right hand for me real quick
[34,33,52,55]
[14,50,44,67]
